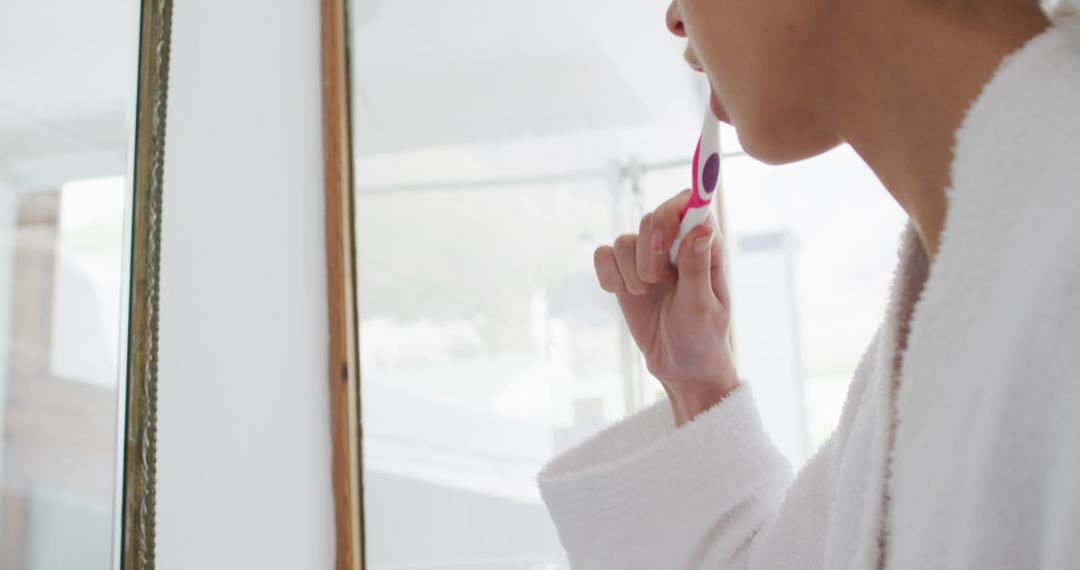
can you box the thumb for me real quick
[674,222,717,307]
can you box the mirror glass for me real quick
[0,0,139,568]
[349,0,907,567]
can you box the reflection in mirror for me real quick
[348,0,905,567]
[0,0,138,567]
[350,2,705,567]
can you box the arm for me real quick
[560,190,860,568]
[537,320,886,569]
[538,383,836,569]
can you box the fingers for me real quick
[673,218,726,308]
[613,234,652,295]
[636,213,676,284]
[651,188,692,264]
[708,217,731,307]
[594,188,731,305]
[593,235,655,296]
[594,246,626,293]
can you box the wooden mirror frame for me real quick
[321,0,365,568]
[121,0,173,567]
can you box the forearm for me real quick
[537,382,795,569]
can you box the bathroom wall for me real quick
[157,0,335,567]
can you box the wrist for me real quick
[662,372,740,427]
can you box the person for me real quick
[535,0,1080,567]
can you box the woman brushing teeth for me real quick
[537,0,1080,567]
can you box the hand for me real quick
[593,189,739,425]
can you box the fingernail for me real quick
[693,230,714,254]
[651,231,664,254]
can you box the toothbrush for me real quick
[669,108,721,265]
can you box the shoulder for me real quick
[951,24,1080,182]
[951,24,1080,296]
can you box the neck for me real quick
[823,0,1050,262]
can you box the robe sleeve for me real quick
[536,382,839,569]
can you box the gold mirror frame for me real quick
[121,0,173,568]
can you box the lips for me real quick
[684,49,704,73]
[685,50,729,122]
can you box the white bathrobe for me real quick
[537,23,1080,569]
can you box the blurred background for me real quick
[349,0,908,567]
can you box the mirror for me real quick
[0,0,171,568]
[339,0,907,567]
[344,1,710,567]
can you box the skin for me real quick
[594,0,1051,425]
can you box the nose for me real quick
[666,1,687,38]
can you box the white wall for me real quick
[157,0,334,568]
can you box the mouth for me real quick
[684,48,705,73]
[685,49,729,123]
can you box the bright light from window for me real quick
[50,176,126,387]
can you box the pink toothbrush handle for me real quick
[669,111,721,265]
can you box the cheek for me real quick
[687,0,816,84]
[712,26,813,113]
[676,0,838,167]
[680,4,766,95]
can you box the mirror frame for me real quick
[120,0,173,568]
[321,0,365,568]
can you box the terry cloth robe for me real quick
[536,23,1080,570]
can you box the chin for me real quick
[735,116,840,165]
